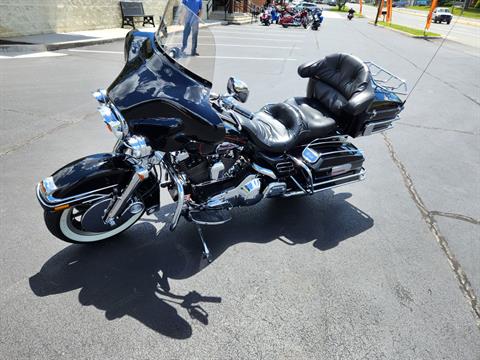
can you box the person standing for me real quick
[182,0,202,56]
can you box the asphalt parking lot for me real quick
[1,13,479,359]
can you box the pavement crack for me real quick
[0,112,93,158]
[398,122,478,136]
[351,25,480,106]
[383,133,480,328]
[2,107,43,117]
[429,211,480,225]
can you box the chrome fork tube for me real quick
[104,165,149,225]
[164,162,184,231]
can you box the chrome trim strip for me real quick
[36,183,118,208]
[282,168,366,198]
[190,213,231,226]
[363,116,400,136]
[317,149,361,157]
[252,163,277,179]
[299,135,349,148]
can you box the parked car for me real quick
[327,0,336,6]
[392,0,408,7]
[433,7,452,24]
[415,0,429,5]
[297,1,319,11]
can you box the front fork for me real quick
[104,150,185,232]
[104,165,149,225]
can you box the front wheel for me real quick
[44,200,144,244]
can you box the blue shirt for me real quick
[183,0,202,15]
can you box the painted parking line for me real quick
[68,49,123,54]
[211,29,306,37]
[67,49,296,61]
[189,43,299,49]
[199,55,297,61]
[68,42,299,55]
[199,35,302,42]
[0,51,67,59]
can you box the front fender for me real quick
[36,153,135,210]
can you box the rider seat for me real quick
[239,53,375,153]
[239,103,302,153]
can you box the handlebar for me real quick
[211,93,255,121]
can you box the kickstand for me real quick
[196,225,212,263]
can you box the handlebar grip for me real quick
[232,104,254,120]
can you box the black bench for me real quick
[120,1,155,28]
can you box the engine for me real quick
[173,142,262,205]
[174,142,246,184]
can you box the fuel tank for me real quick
[107,31,225,151]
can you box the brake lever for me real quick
[228,111,242,131]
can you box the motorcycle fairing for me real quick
[107,30,225,151]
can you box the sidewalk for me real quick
[0,21,225,54]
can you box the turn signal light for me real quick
[54,204,70,212]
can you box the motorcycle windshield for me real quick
[156,0,215,85]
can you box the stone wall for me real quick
[0,0,171,38]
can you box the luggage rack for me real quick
[365,61,408,95]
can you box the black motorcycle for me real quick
[347,8,355,20]
[36,1,406,261]
[311,9,323,30]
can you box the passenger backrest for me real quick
[298,53,375,119]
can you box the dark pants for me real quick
[182,17,199,54]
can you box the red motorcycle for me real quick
[279,9,309,28]
[259,10,271,26]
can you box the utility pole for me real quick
[374,0,384,25]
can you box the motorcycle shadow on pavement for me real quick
[29,190,373,339]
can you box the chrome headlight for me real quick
[94,89,129,140]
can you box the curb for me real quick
[45,36,126,51]
[0,44,47,53]
[0,21,226,53]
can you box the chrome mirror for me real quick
[227,77,249,103]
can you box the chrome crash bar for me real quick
[284,168,366,198]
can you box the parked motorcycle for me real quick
[347,8,355,20]
[260,10,271,26]
[279,8,309,28]
[271,8,280,24]
[311,8,323,30]
[36,1,407,262]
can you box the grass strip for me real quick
[375,21,441,36]
[327,7,365,18]
[406,6,480,19]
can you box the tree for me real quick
[336,0,348,10]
